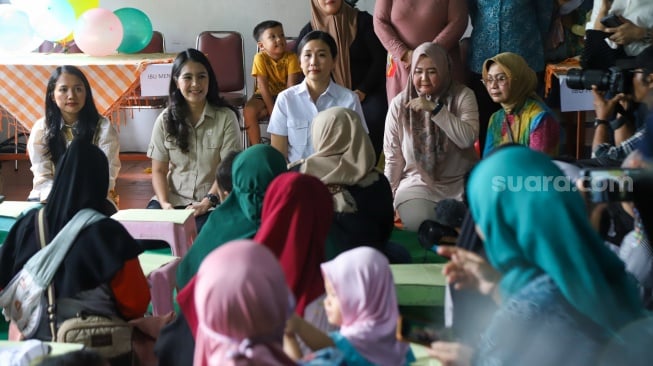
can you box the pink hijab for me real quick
[191,240,295,366]
[321,246,409,366]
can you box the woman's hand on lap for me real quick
[188,199,212,216]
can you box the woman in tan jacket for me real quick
[383,42,478,232]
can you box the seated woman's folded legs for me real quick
[396,198,438,232]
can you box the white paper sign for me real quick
[558,75,595,112]
[140,63,173,97]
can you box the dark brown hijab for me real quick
[310,0,358,88]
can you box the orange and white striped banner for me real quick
[0,53,175,132]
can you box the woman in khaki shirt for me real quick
[147,49,242,231]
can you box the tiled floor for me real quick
[113,159,155,209]
[0,158,153,209]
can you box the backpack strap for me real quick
[35,209,105,341]
[37,209,58,342]
[25,209,106,285]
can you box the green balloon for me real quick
[114,7,153,54]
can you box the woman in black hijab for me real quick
[0,138,150,341]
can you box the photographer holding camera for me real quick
[570,47,653,247]
[587,45,652,167]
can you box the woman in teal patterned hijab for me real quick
[176,144,287,289]
[468,145,644,335]
[430,145,651,365]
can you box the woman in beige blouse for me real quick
[27,65,120,206]
[383,42,478,232]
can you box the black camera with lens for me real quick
[417,220,459,250]
[566,66,633,95]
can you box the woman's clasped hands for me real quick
[405,95,438,113]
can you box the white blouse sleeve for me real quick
[95,117,121,192]
[26,118,54,201]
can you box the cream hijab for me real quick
[310,0,358,88]
[300,106,377,212]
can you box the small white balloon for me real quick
[29,0,76,42]
[0,4,36,53]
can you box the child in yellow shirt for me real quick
[244,20,301,145]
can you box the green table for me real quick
[392,263,448,350]
[390,228,447,264]
[0,319,7,341]
[391,264,446,307]
[0,340,83,355]
[410,343,442,365]
[0,201,42,245]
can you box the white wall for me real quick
[100,0,378,95]
[1,1,469,132]
[0,1,378,134]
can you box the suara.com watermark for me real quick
[491,175,634,194]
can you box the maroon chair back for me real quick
[196,31,246,104]
[286,37,298,53]
[139,31,165,53]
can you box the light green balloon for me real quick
[114,7,153,54]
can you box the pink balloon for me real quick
[73,8,123,56]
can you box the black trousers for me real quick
[361,91,388,163]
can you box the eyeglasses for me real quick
[481,75,510,87]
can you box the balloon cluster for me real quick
[0,0,153,56]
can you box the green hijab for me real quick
[467,145,646,334]
[176,144,288,288]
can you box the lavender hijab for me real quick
[321,246,409,366]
